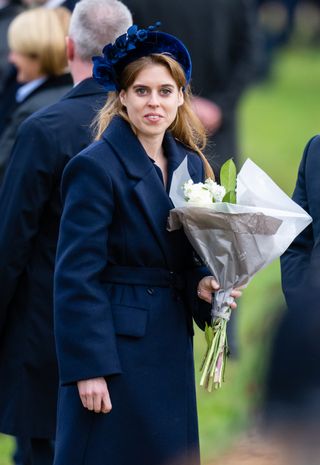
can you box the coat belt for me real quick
[102,266,185,290]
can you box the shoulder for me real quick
[300,135,320,172]
[60,141,116,203]
[63,139,116,181]
[304,135,320,158]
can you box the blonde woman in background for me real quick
[0,6,72,181]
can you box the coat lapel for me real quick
[103,118,173,267]
[103,117,202,268]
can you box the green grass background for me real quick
[1,46,320,464]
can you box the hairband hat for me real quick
[92,22,192,91]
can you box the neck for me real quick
[137,133,164,161]
[69,59,93,86]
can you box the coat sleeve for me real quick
[0,117,56,334]
[54,152,122,385]
[281,136,320,300]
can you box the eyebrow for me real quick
[132,83,175,89]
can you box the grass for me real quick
[1,45,320,464]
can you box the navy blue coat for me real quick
[54,116,211,465]
[0,78,107,438]
[281,135,320,298]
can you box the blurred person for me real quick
[263,275,320,465]
[0,1,24,138]
[21,0,79,10]
[0,0,23,93]
[124,0,258,174]
[256,0,299,78]
[0,1,132,464]
[281,135,320,294]
[52,23,240,465]
[0,6,72,182]
[262,135,320,464]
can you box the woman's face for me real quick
[9,50,42,83]
[119,63,184,142]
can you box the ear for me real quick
[66,36,74,61]
[178,87,184,107]
[119,89,127,107]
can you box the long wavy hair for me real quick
[94,53,214,178]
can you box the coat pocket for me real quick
[111,304,148,338]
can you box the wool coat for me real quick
[0,78,107,439]
[53,116,211,465]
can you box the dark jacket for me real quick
[0,2,23,93]
[281,135,320,298]
[0,73,73,181]
[53,116,210,465]
[0,78,107,438]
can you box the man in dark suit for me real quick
[264,136,320,437]
[0,1,132,464]
[123,0,257,173]
[281,136,320,294]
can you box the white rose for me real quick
[204,178,226,202]
[183,181,213,206]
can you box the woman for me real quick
[54,24,240,465]
[0,6,72,181]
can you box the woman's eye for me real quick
[160,88,172,95]
[136,88,147,95]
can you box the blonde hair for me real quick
[94,54,214,178]
[8,7,70,76]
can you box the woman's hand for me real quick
[77,377,112,414]
[197,276,242,307]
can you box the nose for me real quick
[147,90,160,107]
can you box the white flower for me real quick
[204,178,226,202]
[183,180,213,206]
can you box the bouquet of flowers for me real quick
[168,158,312,392]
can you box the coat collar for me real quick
[103,116,197,185]
[61,77,107,101]
[103,116,200,269]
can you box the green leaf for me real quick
[222,190,237,204]
[204,323,213,346]
[220,159,237,194]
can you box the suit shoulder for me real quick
[305,135,320,155]
[301,135,320,169]
[65,139,117,175]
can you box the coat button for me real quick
[147,288,154,295]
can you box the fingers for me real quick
[197,276,220,303]
[231,289,242,299]
[210,278,220,291]
[101,390,112,414]
[77,378,112,414]
[197,280,243,306]
[197,289,212,304]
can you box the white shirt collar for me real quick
[44,0,65,8]
[0,0,10,9]
[16,77,47,103]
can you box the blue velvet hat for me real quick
[92,23,192,91]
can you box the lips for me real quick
[144,113,163,122]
